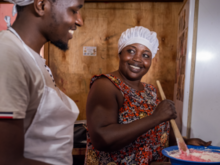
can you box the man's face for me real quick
[45,0,84,51]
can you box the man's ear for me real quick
[33,0,50,16]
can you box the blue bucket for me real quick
[162,145,220,165]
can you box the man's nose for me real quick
[75,12,83,27]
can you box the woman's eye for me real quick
[128,49,135,54]
[143,54,149,58]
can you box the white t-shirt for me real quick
[0,30,59,133]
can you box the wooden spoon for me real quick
[156,80,189,153]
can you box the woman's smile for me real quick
[128,64,142,73]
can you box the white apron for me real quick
[8,27,79,165]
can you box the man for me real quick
[0,0,84,164]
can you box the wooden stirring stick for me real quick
[156,80,189,153]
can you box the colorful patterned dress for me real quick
[85,74,170,165]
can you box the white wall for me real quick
[190,0,220,146]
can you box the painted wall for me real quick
[190,0,220,146]
[182,0,220,146]
[0,4,16,31]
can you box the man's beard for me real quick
[51,40,69,51]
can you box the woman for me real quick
[85,26,211,165]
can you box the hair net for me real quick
[4,0,34,28]
[4,0,34,16]
[4,0,34,5]
[118,26,159,58]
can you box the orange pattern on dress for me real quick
[85,74,170,165]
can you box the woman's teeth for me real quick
[69,30,74,35]
[130,65,140,69]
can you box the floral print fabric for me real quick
[85,74,170,165]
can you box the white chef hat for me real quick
[118,26,159,58]
[4,0,34,28]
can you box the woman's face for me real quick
[119,43,152,81]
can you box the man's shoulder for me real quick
[0,30,27,61]
[0,30,24,52]
[0,30,15,43]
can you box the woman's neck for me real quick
[114,70,144,91]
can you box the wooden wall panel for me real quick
[49,2,182,120]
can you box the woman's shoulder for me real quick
[88,74,124,104]
[90,74,113,85]
[90,73,123,89]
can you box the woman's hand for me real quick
[185,138,212,147]
[153,99,177,123]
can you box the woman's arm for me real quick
[86,78,177,152]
